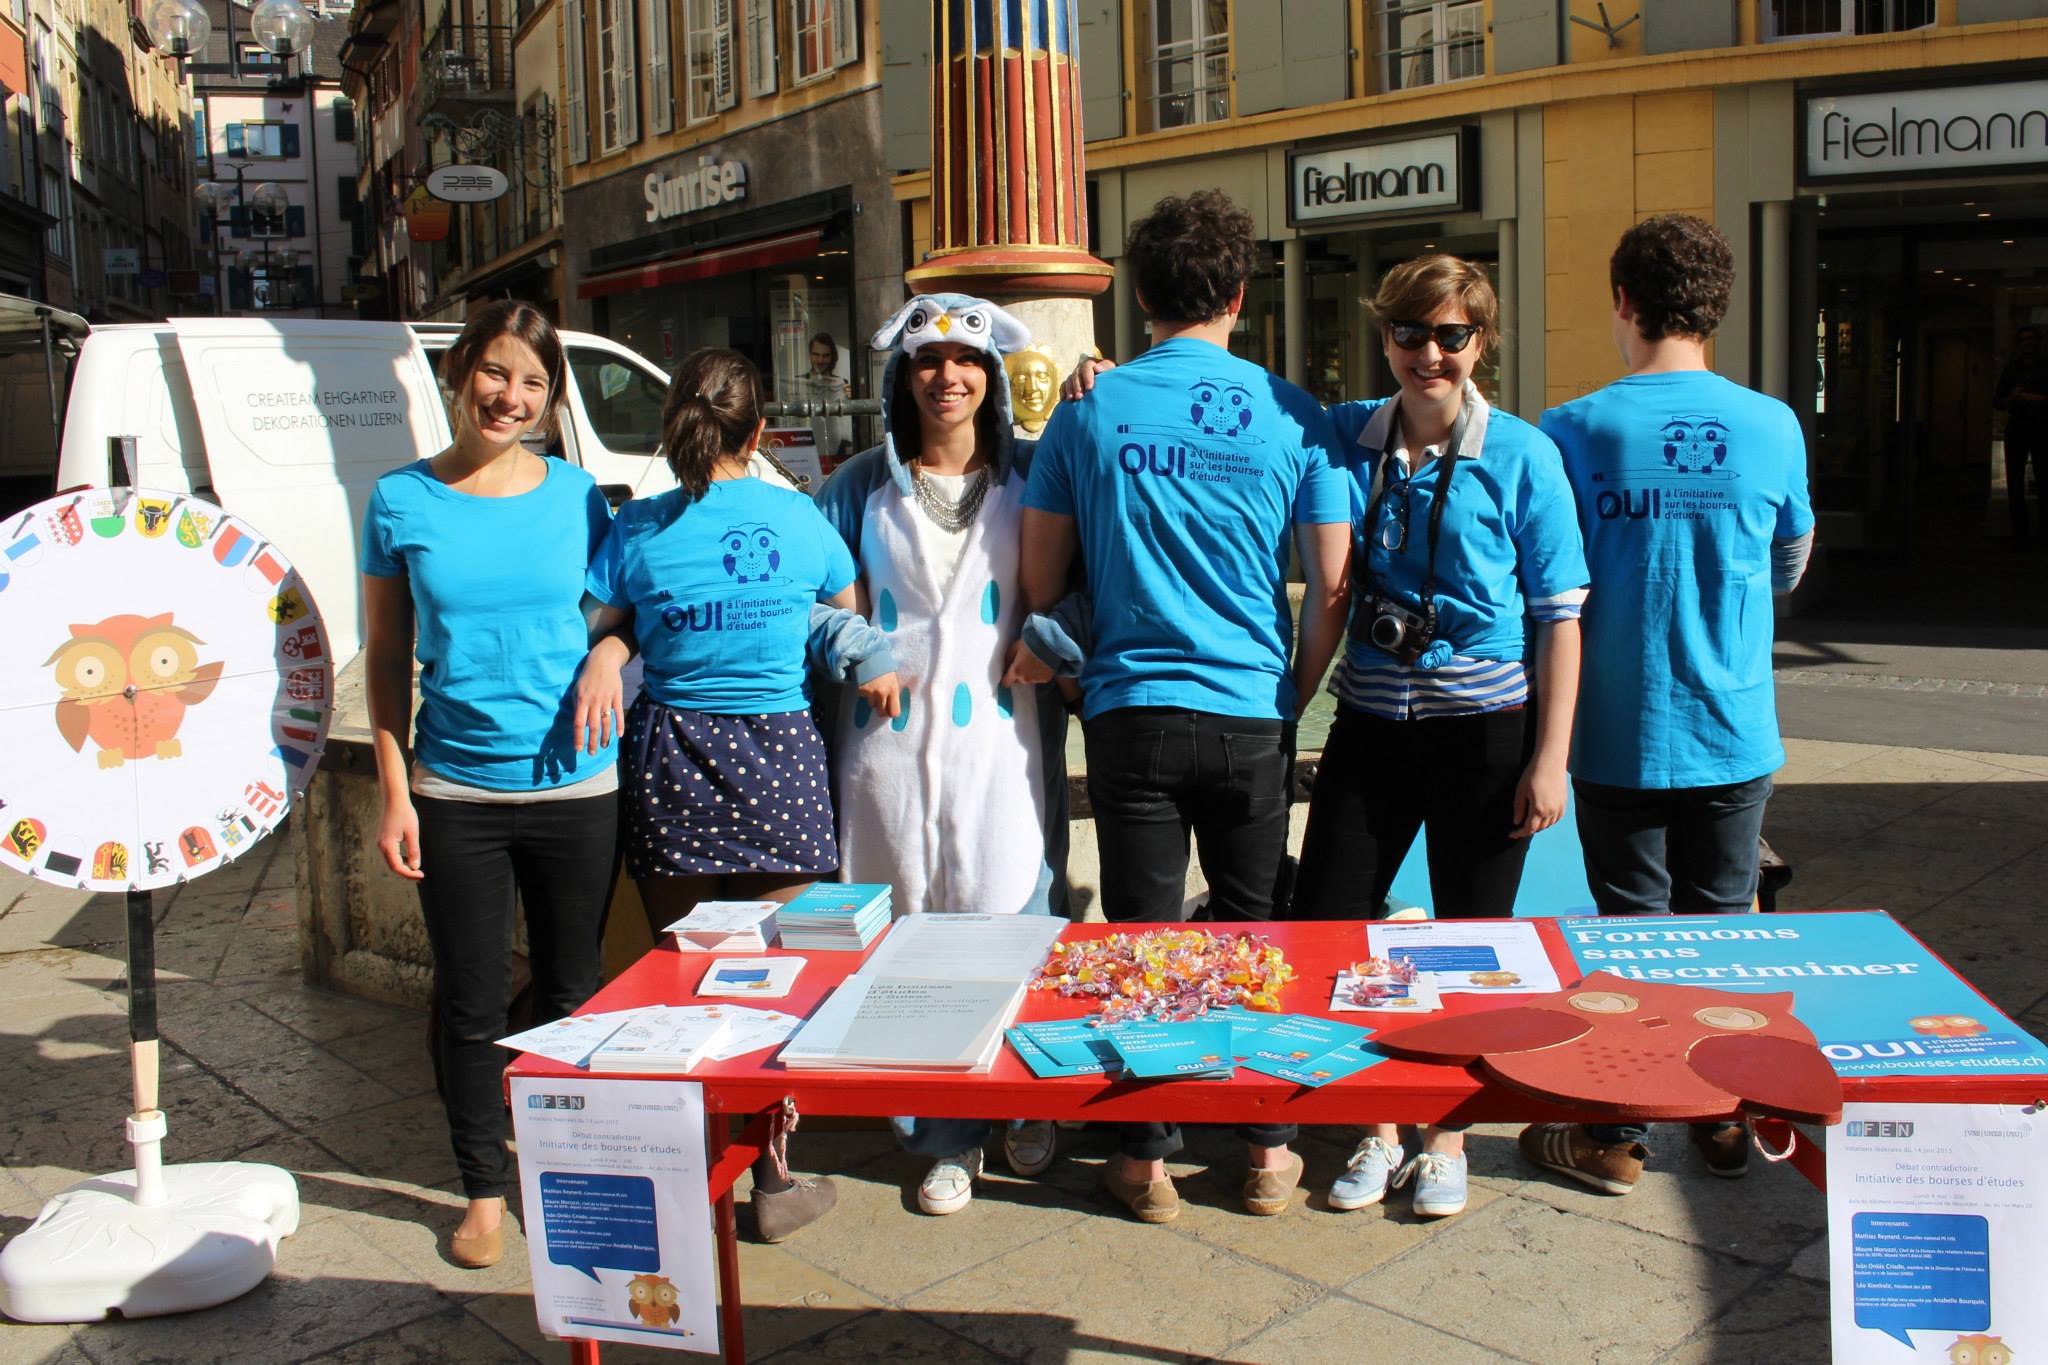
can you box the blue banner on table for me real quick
[1559,911,2048,1078]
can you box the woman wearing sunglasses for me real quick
[1289,255,1588,1219]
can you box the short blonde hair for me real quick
[1367,254,1500,359]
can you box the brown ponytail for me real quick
[661,348,764,499]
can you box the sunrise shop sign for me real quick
[1804,79,2048,180]
[644,156,749,223]
[1288,132,1467,227]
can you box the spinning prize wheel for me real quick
[0,488,332,1325]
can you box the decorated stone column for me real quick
[906,0,1112,434]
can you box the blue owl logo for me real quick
[1660,416,1730,474]
[721,524,782,583]
[1189,380,1255,437]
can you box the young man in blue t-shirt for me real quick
[1014,191,1352,1225]
[1523,213,1815,1195]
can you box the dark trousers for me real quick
[2007,424,2044,540]
[1290,704,1535,920]
[1084,707,1294,923]
[1085,707,1298,1153]
[415,789,620,1198]
[1573,774,1771,1145]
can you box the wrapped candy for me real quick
[1031,929,1295,1024]
[1341,954,1418,1007]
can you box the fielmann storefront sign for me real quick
[1287,131,1469,227]
[1804,79,2048,180]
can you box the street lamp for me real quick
[195,174,301,312]
[143,0,212,59]
[249,0,315,58]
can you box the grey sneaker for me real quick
[1002,1120,1056,1176]
[1328,1136,1405,1211]
[917,1148,983,1215]
[752,1175,838,1242]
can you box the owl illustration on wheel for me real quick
[626,1273,680,1327]
[721,525,782,584]
[46,612,224,768]
[1659,415,1730,474]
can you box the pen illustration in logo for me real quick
[48,613,224,767]
[1660,415,1730,474]
[721,524,782,584]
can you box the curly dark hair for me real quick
[1124,190,1259,325]
[1610,214,1734,342]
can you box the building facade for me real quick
[0,2,55,298]
[556,0,902,420]
[887,1,2048,564]
[191,0,357,316]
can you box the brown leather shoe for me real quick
[449,1221,504,1269]
[1519,1123,1646,1195]
[1243,1152,1304,1216]
[1103,1160,1180,1224]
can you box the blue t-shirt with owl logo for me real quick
[1025,336,1349,719]
[585,479,857,713]
[1540,370,1814,789]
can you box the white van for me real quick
[47,317,684,668]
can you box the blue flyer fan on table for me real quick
[0,487,332,1325]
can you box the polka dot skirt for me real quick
[622,695,840,881]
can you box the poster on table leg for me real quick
[509,1076,719,1354]
[1828,1103,2044,1362]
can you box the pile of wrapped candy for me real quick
[1031,929,1296,1024]
[1341,955,1419,1007]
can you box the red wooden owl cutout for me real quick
[1371,972,1843,1124]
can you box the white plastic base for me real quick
[0,1162,300,1323]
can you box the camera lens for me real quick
[1369,613,1406,651]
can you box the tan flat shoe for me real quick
[450,1220,504,1269]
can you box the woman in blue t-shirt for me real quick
[361,301,621,1270]
[1291,255,1589,1221]
[578,348,900,1242]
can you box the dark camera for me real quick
[1362,593,1434,665]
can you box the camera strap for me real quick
[1356,396,1473,619]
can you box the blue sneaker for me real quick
[1328,1136,1404,1211]
[1393,1150,1468,1218]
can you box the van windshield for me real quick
[568,347,666,456]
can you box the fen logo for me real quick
[1844,1118,1914,1138]
[526,1093,586,1111]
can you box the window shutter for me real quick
[828,0,856,68]
[744,0,775,96]
[281,123,301,157]
[879,0,928,171]
[228,267,250,310]
[565,0,589,162]
[646,0,673,133]
[713,0,737,109]
[285,204,306,236]
[618,0,639,144]
[229,204,249,238]
[225,122,245,157]
[334,97,356,141]
[1076,1,1122,141]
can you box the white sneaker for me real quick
[917,1148,983,1215]
[1003,1120,1056,1176]
[1328,1136,1405,1211]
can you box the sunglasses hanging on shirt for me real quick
[1388,321,1480,355]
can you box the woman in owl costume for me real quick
[815,293,1071,1214]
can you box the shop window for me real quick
[744,0,776,96]
[568,346,668,455]
[596,0,640,153]
[685,0,738,122]
[1763,0,1932,38]
[787,0,855,87]
[1376,0,1482,92]
[1147,0,1228,129]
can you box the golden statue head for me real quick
[1005,344,1059,433]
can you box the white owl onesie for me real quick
[814,295,1069,917]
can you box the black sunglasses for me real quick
[1388,321,1479,354]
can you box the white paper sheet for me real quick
[704,1008,805,1061]
[1365,920,1561,994]
[696,956,804,998]
[860,912,1064,982]
[496,1013,631,1067]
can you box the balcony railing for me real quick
[415,21,514,113]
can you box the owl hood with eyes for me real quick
[870,293,1034,496]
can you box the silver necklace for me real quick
[910,461,990,533]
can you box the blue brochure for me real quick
[1238,1040,1386,1088]
[1102,1020,1236,1079]
[1011,1019,1124,1073]
[1559,911,2048,1078]
[1232,1013,1372,1066]
[1006,1028,1116,1078]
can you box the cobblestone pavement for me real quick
[2,737,2044,1363]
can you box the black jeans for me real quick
[1291,704,1535,920]
[415,789,620,1199]
[1085,708,1299,1153]
[1084,707,1295,923]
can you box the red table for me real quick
[509,914,2045,1364]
